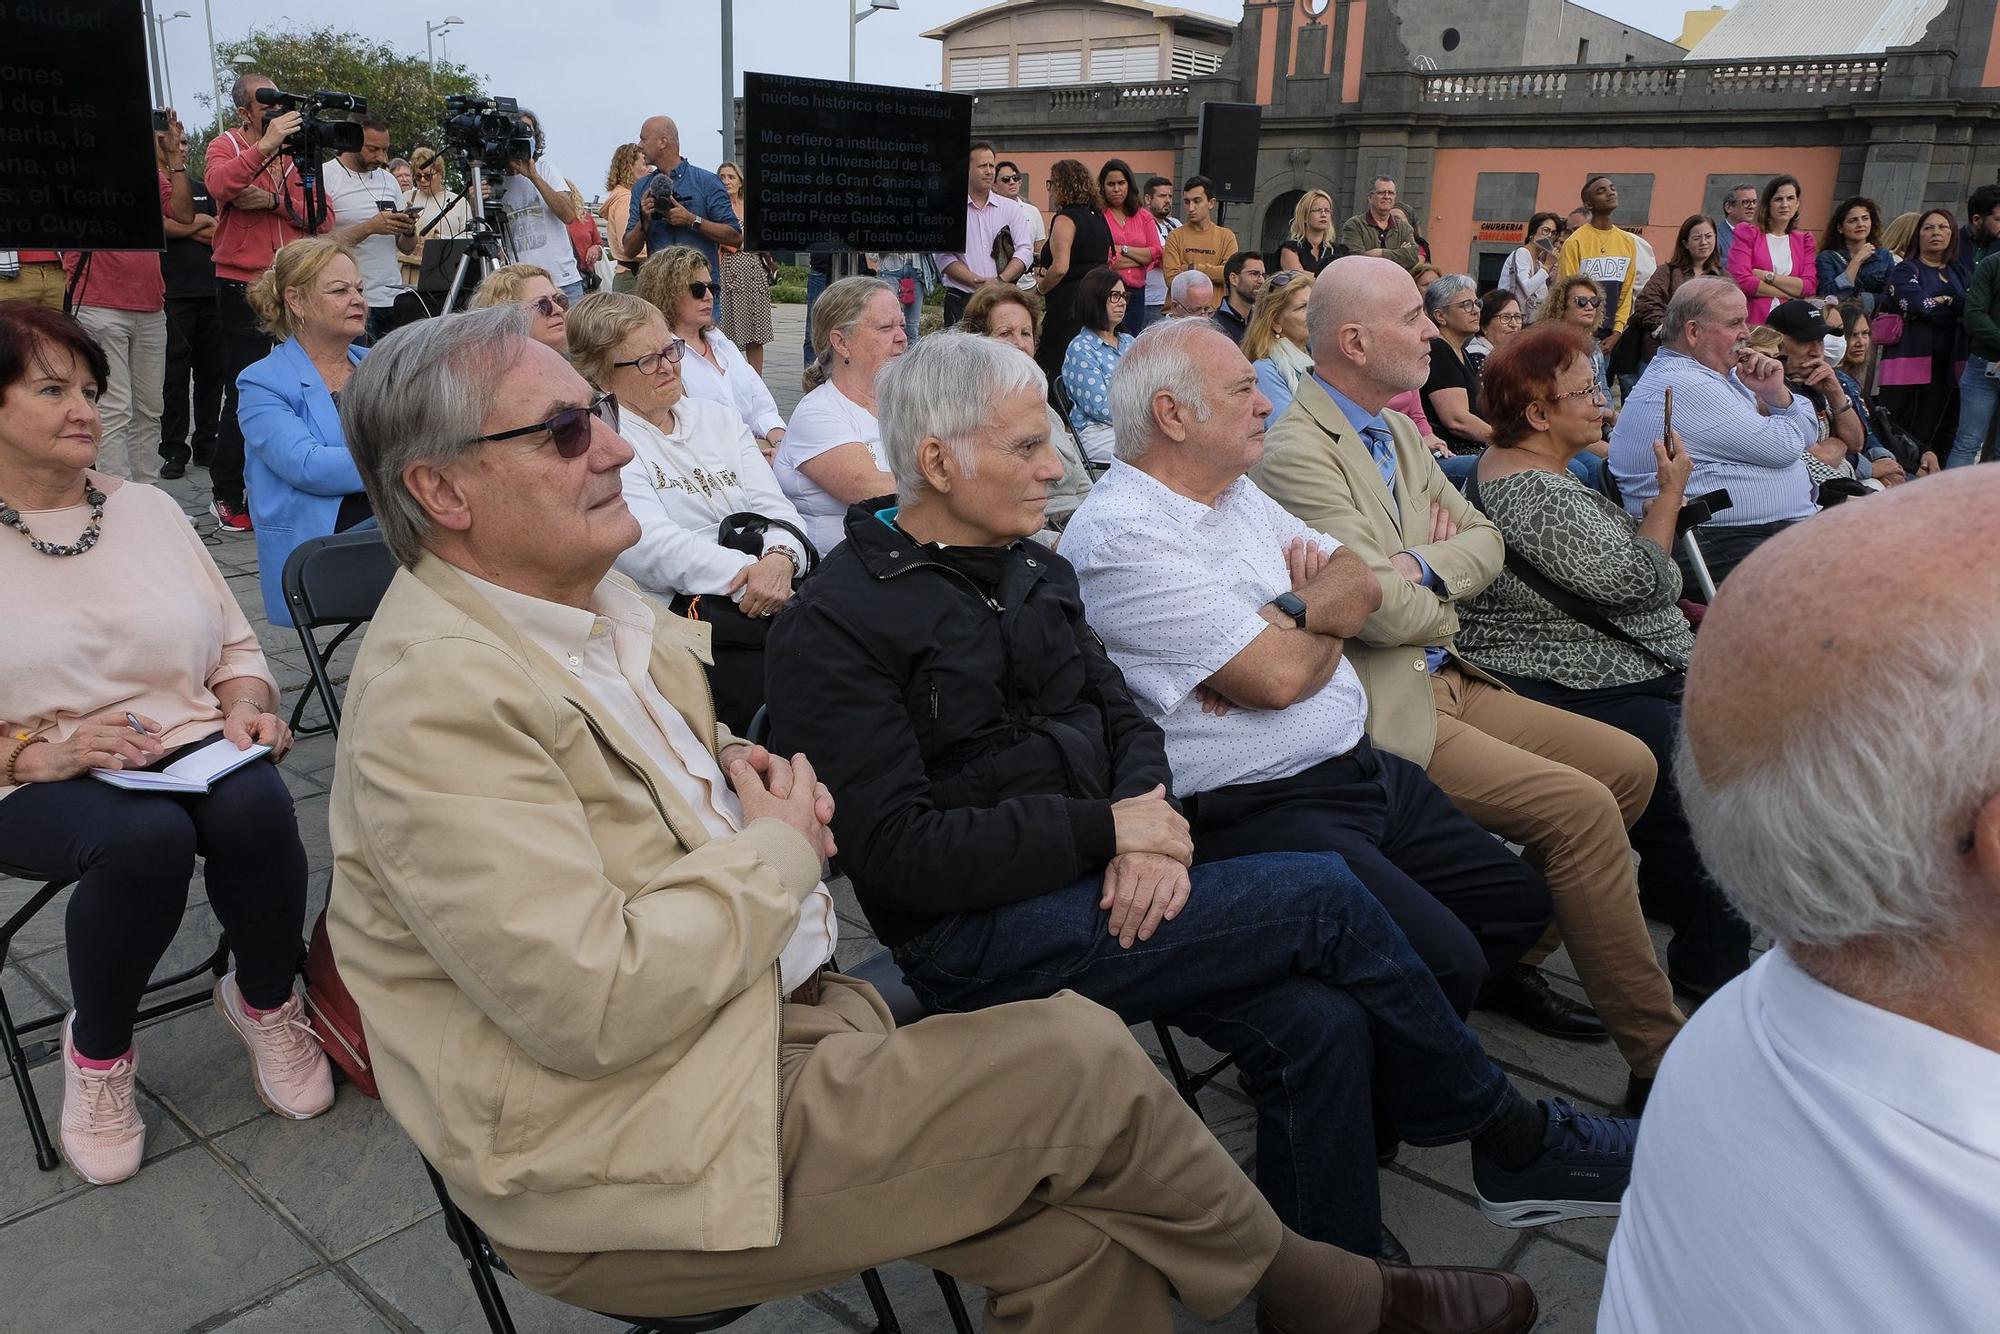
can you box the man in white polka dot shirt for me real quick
[1063,319,1554,1019]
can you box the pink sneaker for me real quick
[60,1015,146,1185]
[215,974,335,1120]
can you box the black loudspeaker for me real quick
[1196,103,1262,204]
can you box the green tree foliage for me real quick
[189,26,482,179]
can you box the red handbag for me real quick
[301,908,379,1099]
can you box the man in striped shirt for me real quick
[1608,276,1821,593]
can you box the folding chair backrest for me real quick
[283,531,399,630]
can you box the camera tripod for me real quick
[435,162,512,313]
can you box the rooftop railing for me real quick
[1419,55,1888,105]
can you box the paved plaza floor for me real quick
[2,305,1655,1332]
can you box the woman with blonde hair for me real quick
[600,142,647,293]
[237,237,371,627]
[1878,210,1921,260]
[639,245,787,458]
[398,146,470,288]
[1031,159,1114,385]
[1277,190,1342,275]
[566,291,808,729]
[773,275,907,552]
[1244,271,1315,416]
[716,162,777,374]
[468,263,569,352]
[955,282,1093,528]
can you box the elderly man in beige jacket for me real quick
[1253,257,1680,1113]
[324,304,1535,1334]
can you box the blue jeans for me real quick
[558,279,586,303]
[1441,450,1604,495]
[1946,356,1998,468]
[876,262,924,344]
[894,851,1515,1250]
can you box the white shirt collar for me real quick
[454,569,654,673]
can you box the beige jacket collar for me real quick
[1290,372,1403,536]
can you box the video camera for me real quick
[252,86,366,158]
[442,94,535,174]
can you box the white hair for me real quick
[877,331,1045,494]
[1678,626,2000,975]
[1108,317,1213,463]
[1661,275,1740,352]
[1168,269,1213,306]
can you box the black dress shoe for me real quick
[1478,966,1608,1041]
[1378,1224,1411,1265]
[1624,1072,1653,1114]
[1671,973,1722,1010]
[159,456,187,480]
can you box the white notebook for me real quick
[93,736,272,793]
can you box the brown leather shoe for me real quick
[1254,1260,1537,1334]
[1377,1260,1537,1333]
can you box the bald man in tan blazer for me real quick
[1252,258,1682,1107]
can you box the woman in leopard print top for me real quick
[1457,323,1751,1002]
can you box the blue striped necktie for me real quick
[1361,424,1397,491]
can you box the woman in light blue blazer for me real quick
[239,239,372,627]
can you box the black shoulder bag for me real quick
[667,513,821,650]
[1462,473,1683,677]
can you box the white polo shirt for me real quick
[1600,946,2000,1333]
[1061,461,1369,798]
[321,158,411,307]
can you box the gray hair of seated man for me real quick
[1168,269,1213,307]
[878,331,1046,495]
[1108,316,1216,464]
[339,304,536,566]
[1422,272,1477,321]
[1678,625,2000,986]
[1660,275,1742,352]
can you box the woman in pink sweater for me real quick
[0,305,332,1186]
[1728,174,1818,323]
[1098,159,1161,336]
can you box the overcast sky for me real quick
[153,0,1701,197]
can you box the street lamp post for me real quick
[154,10,192,109]
[202,0,221,117]
[426,16,464,68]
[849,0,898,84]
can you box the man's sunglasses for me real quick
[996,173,1020,184]
[613,340,687,375]
[687,280,716,301]
[529,292,570,319]
[473,391,619,459]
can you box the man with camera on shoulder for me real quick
[321,112,425,340]
[202,72,331,532]
[489,108,585,301]
[625,115,742,323]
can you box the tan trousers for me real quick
[0,262,67,310]
[1426,667,1685,1075]
[75,306,167,484]
[496,978,1282,1333]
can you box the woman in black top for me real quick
[1419,273,1491,455]
[1033,159,1114,389]
[1276,189,1345,275]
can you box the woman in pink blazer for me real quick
[1728,174,1817,323]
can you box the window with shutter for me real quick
[1170,46,1222,80]
[949,54,1011,90]
[1088,43,1160,83]
[1016,48,1083,85]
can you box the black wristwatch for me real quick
[1268,591,1308,629]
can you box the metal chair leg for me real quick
[935,1270,976,1334]
[857,1267,902,1334]
[1152,1019,1204,1115]
[0,983,58,1170]
[427,1162,519,1334]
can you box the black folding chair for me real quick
[0,861,227,1170]
[280,531,399,738]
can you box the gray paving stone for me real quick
[1466,1008,1631,1109]
[347,1217,623,1334]
[1512,1236,1611,1332]
[17,896,225,1009]
[1,876,76,960]
[132,1004,273,1138]
[0,1042,191,1224]
[294,793,335,872]
[1379,1167,1517,1268]
[0,1148,315,1332]
[212,1089,436,1258]
[209,1270,397,1333]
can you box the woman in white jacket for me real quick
[638,246,788,459]
[567,291,809,730]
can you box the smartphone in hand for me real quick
[1663,387,1676,457]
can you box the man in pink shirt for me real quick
[62,114,195,484]
[202,72,331,531]
[934,142,1032,327]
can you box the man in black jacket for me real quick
[767,333,1641,1258]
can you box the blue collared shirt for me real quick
[1305,373,1449,669]
[632,159,741,319]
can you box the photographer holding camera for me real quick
[487,109,585,300]
[203,72,332,533]
[322,112,425,340]
[624,116,742,323]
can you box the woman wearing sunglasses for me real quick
[637,246,787,461]
[567,292,807,731]
[1546,273,1618,434]
[398,146,470,289]
[469,264,571,354]
[1458,323,1749,1016]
